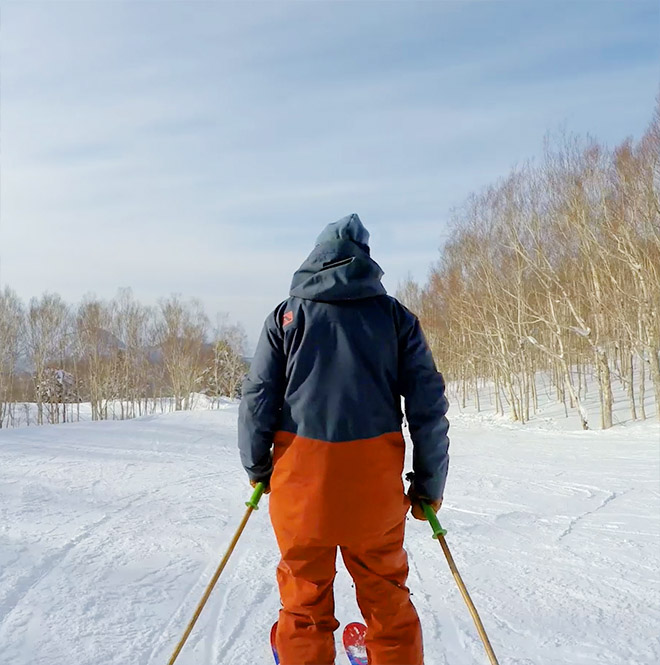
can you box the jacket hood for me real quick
[315,213,371,253]
[290,215,386,302]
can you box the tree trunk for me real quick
[626,350,637,421]
[505,377,518,422]
[563,363,588,430]
[645,345,660,420]
[639,353,647,420]
[596,348,613,430]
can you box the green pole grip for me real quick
[245,483,265,510]
[422,501,447,539]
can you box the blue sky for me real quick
[1,1,658,346]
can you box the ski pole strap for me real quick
[245,482,265,510]
[422,502,448,538]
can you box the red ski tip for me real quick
[342,622,368,665]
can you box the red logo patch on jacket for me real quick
[282,311,294,327]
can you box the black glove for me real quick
[406,472,442,521]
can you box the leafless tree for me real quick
[25,293,71,425]
[202,319,248,402]
[0,287,24,428]
[408,100,660,429]
[156,295,209,411]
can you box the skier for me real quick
[238,214,450,665]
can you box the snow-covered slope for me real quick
[0,406,658,665]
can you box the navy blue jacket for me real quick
[238,214,450,500]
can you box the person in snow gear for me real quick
[238,214,450,665]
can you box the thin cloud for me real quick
[1,1,658,343]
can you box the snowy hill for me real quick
[0,406,658,665]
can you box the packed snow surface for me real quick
[0,405,658,665]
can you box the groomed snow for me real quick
[0,405,658,664]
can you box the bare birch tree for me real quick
[25,294,70,425]
[156,295,209,411]
[0,288,24,428]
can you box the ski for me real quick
[271,621,280,664]
[342,622,368,665]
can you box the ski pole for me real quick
[167,482,266,665]
[421,502,501,665]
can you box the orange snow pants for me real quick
[269,431,424,665]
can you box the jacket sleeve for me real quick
[238,306,286,484]
[397,304,450,501]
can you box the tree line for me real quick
[398,100,660,430]
[0,288,248,428]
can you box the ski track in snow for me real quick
[1,407,659,665]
